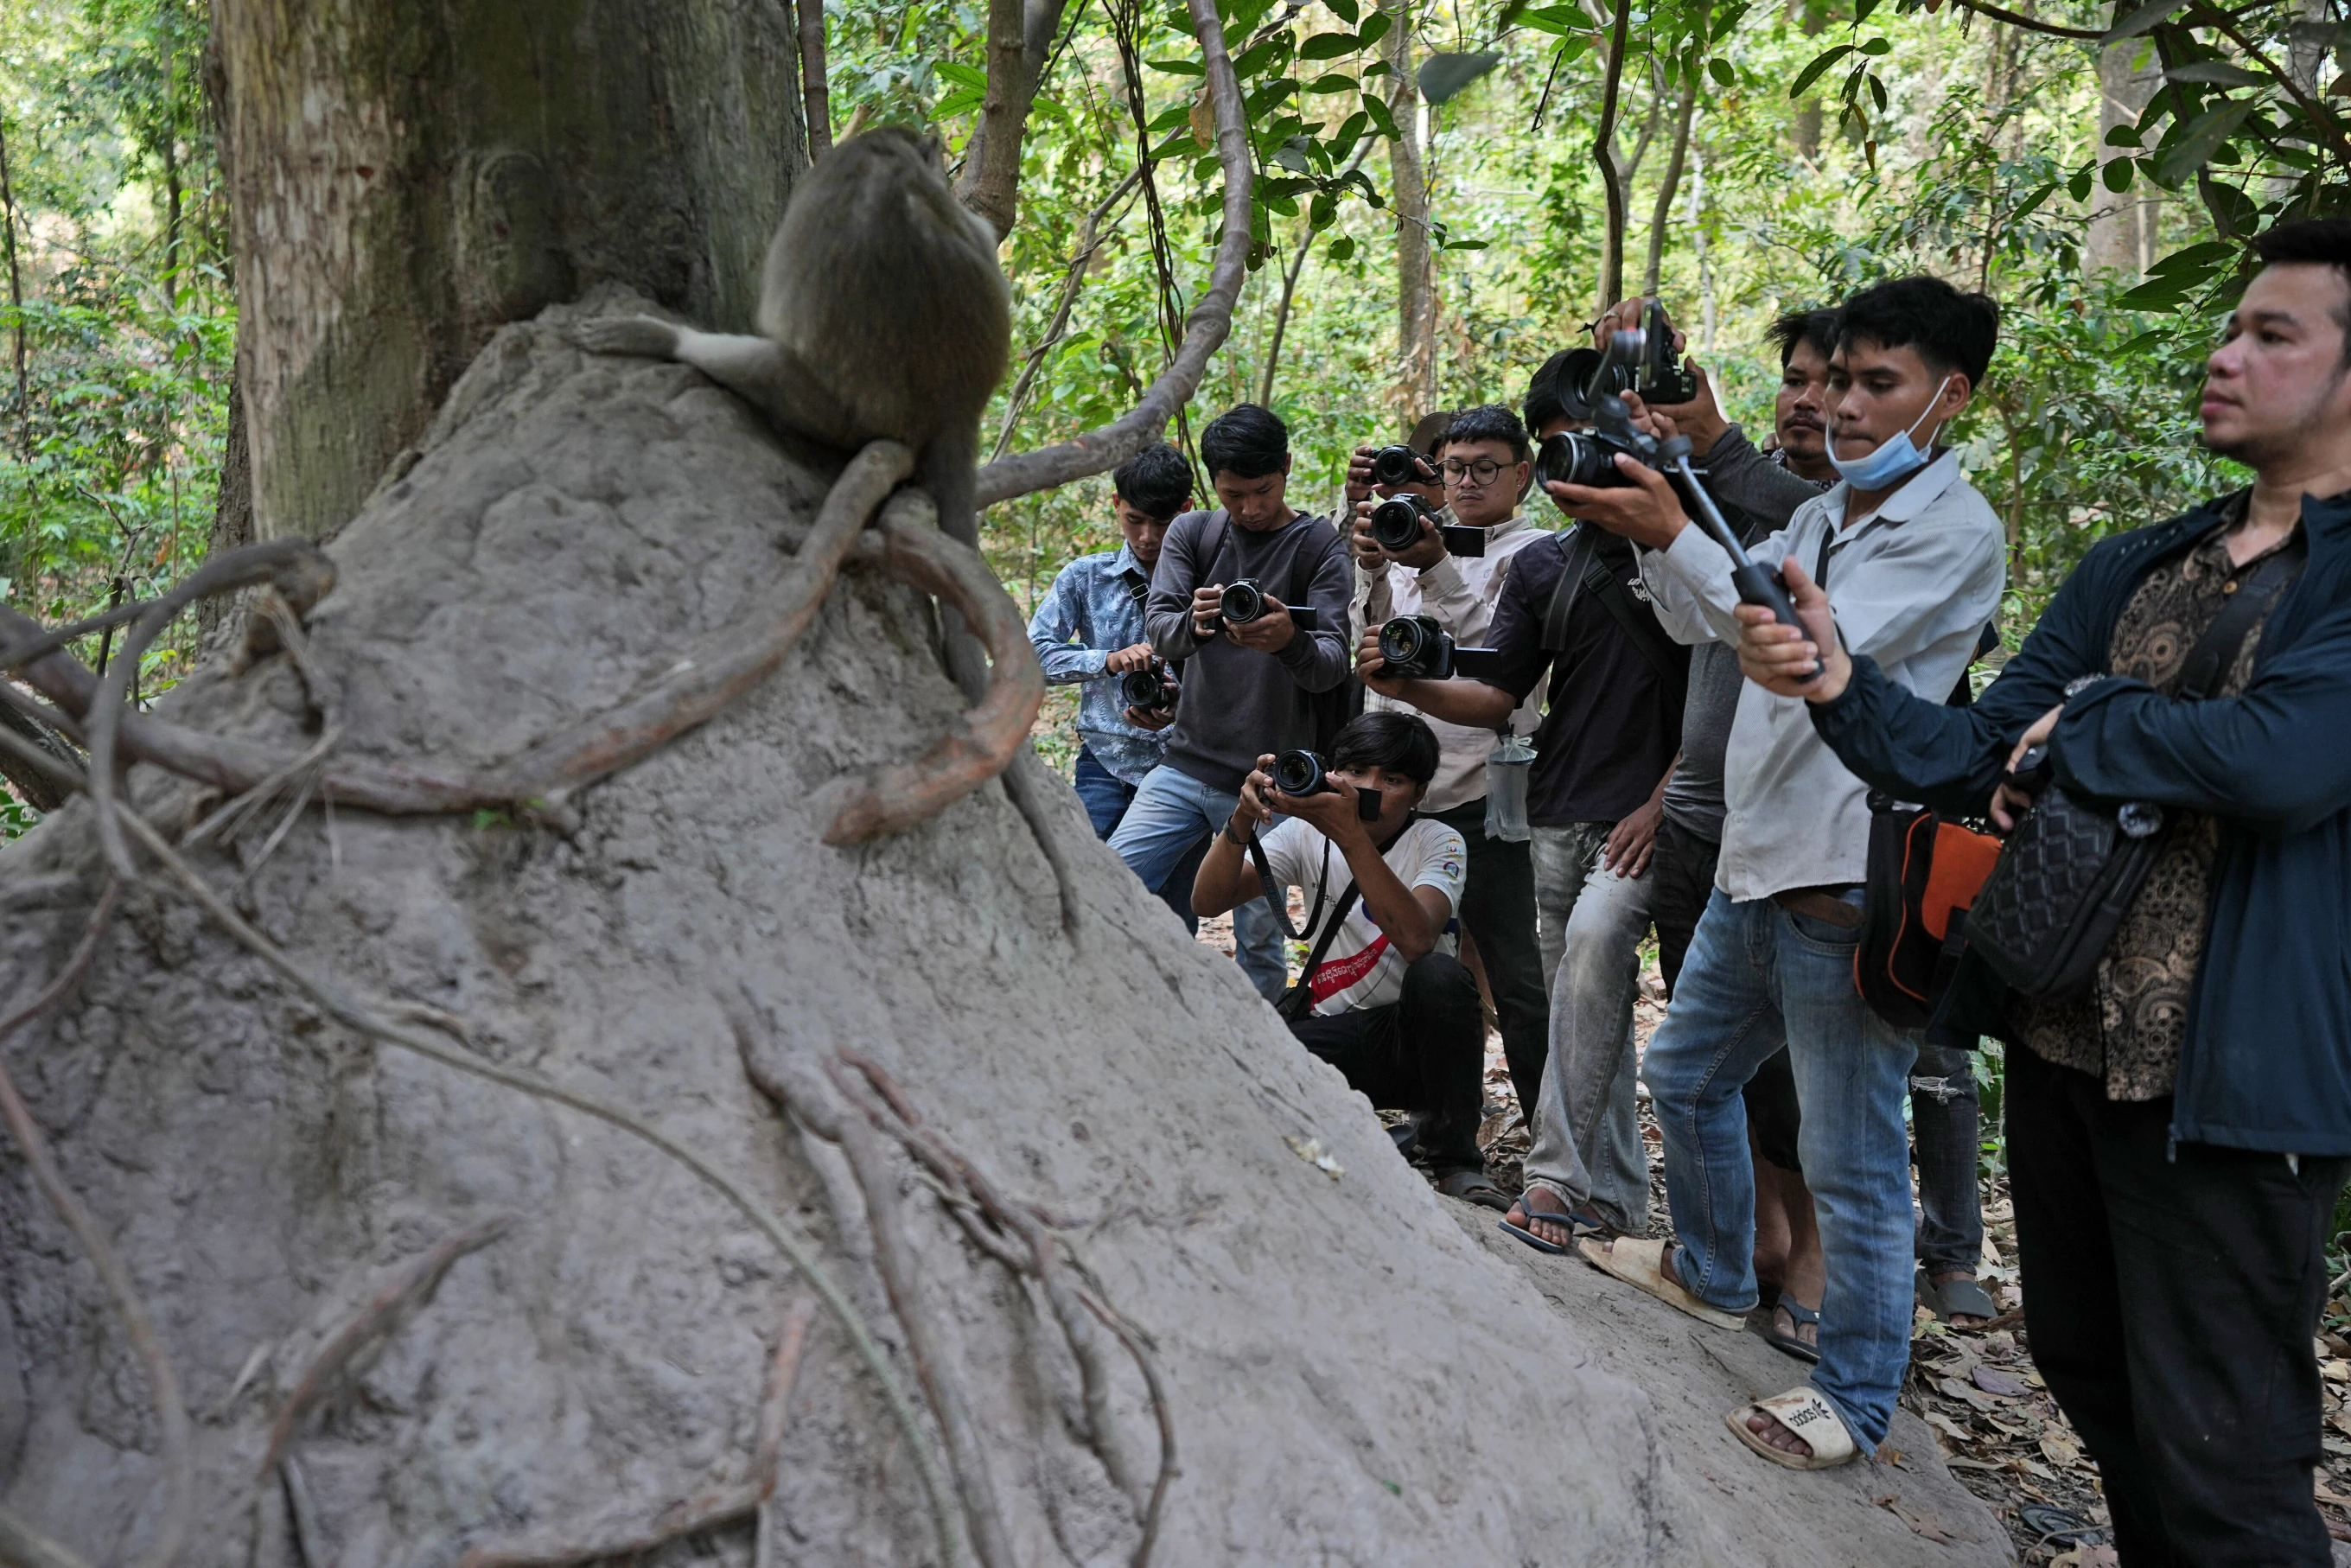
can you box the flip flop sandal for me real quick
[1915,1265,2000,1325]
[1577,1235,1745,1331]
[1766,1298,1822,1364]
[1434,1168,1513,1211]
[2017,1502,2107,1547]
[1724,1386,1858,1471]
[1497,1194,1604,1256]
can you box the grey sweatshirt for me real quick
[1144,507,1354,794]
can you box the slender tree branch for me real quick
[2189,2,2351,170]
[1593,0,1634,313]
[1943,0,2106,40]
[799,0,832,158]
[1641,73,1698,296]
[993,169,1144,459]
[972,0,1254,506]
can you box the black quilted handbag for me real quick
[1967,531,2306,1001]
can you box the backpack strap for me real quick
[1539,526,1602,652]
[1580,550,1687,717]
[2174,531,2308,699]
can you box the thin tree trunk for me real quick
[1790,0,1824,162]
[1258,224,1318,408]
[0,115,26,446]
[213,0,807,539]
[1618,61,1666,187]
[1641,76,1696,296]
[1691,150,1716,352]
[2087,39,2160,276]
[1592,0,1634,314]
[1386,0,1436,415]
[959,0,1074,239]
[800,0,832,158]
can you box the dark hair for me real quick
[1199,405,1290,480]
[2253,219,2351,360]
[1443,404,1531,463]
[1524,349,1582,433]
[1112,442,1195,519]
[1765,308,1838,369]
[1328,711,1441,790]
[1832,276,2000,387]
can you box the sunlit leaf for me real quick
[1708,57,1735,86]
[936,61,987,87]
[1787,44,1853,99]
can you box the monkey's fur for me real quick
[577,128,1010,546]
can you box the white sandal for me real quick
[1577,1235,1744,1331]
[1724,1386,1858,1470]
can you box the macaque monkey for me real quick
[577,128,1010,546]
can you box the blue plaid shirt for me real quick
[1027,544,1169,787]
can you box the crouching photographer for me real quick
[1734,219,2351,1562]
[1192,711,1510,1209]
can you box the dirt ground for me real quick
[1193,915,2351,1565]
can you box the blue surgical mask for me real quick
[1827,376,1953,490]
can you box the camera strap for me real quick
[1539,526,1601,652]
[1247,831,1345,942]
[1542,526,1685,711]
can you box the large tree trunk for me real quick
[0,3,2011,1563]
[213,0,806,542]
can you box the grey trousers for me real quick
[1524,822,1654,1233]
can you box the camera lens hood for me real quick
[1368,443,1422,488]
[1219,580,1265,623]
[1271,749,1326,796]
[1369,495,1429,552]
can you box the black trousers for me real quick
[1289,953,1486,1171]
[2009,1045,2349,1566]
[1428,799,1549,1118]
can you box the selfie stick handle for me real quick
[1666,454,1822,684]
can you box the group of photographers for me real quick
[1030,218,2351,1563]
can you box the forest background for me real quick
[0,0,2316,832]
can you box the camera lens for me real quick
[1368,497,1427,552]
[1533,432,1612,492]
[1219,580,1265,623]
[1377,617,1430,668]
[1368,444,1421,488]
[1118,668,1165,709]
[1271,749,1325,796]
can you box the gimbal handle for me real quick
[1664,454,1822,685]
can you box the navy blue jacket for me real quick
[1813,490,2351,1156]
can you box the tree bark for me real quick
[1386,0,1437,417]
[1641,75,1697,296]
[2087,40,2160,277]
[211,0,806,541]
[959,0,1074,238]
[1789,0,1824,163]
[1592,0,1634,316]
[0,114,27,446]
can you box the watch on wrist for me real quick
[1224,817,1252,847]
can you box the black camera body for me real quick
[1377,615,1501,681]
[1551,301,1697,422]
[1117,661,1179,713]
[1367,494,1488,558]
[1219,579,1322,631]
[1533,418,1685,493]
[1368,443,1429,488]
[1271,749,1382,821]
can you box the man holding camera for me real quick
[1109,405,1354,1001]
[1738,221,2351,1559]
[1356,361,1689,1241]
[1192,711,1507,1206]
[1554,276,2005,1473]
[1347,405,1555,1123]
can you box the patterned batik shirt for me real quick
[1025,543,1169,787]
[2017,499,2303,1100]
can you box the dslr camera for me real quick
[1218,579,1322,630]
[1532,323,1696,494]
[1271,749,1383,820]
[1367,443,1433,488]
[1548,300,1698,424]
[1367,494,1488,558]
[1117,660,1179,714]
[1377,615,1502,681]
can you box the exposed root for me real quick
[460,1295,819,1568]
[0,877,194,1568]
[258,1213,517,1479]
[816,496,1045,845]
[111,804,957,1568]
[3,443,913,820]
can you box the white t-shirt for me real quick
[1258,815,1468,1017]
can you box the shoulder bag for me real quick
[1966,532,2308,1001]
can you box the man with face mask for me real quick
[1738,220,2351,1562]
[1550,276,2006,1474]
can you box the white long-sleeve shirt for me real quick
[1349,510,1555,813]
[1640,449,2005,901]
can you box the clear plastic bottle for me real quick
[1484,727,1535,842]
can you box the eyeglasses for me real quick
[1440,458,1507,483]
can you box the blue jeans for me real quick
[1642,887,1921,1450]
[1106,763,1288,1001]
[1074,746,1138,839]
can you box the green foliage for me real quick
[1,0,229,837]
